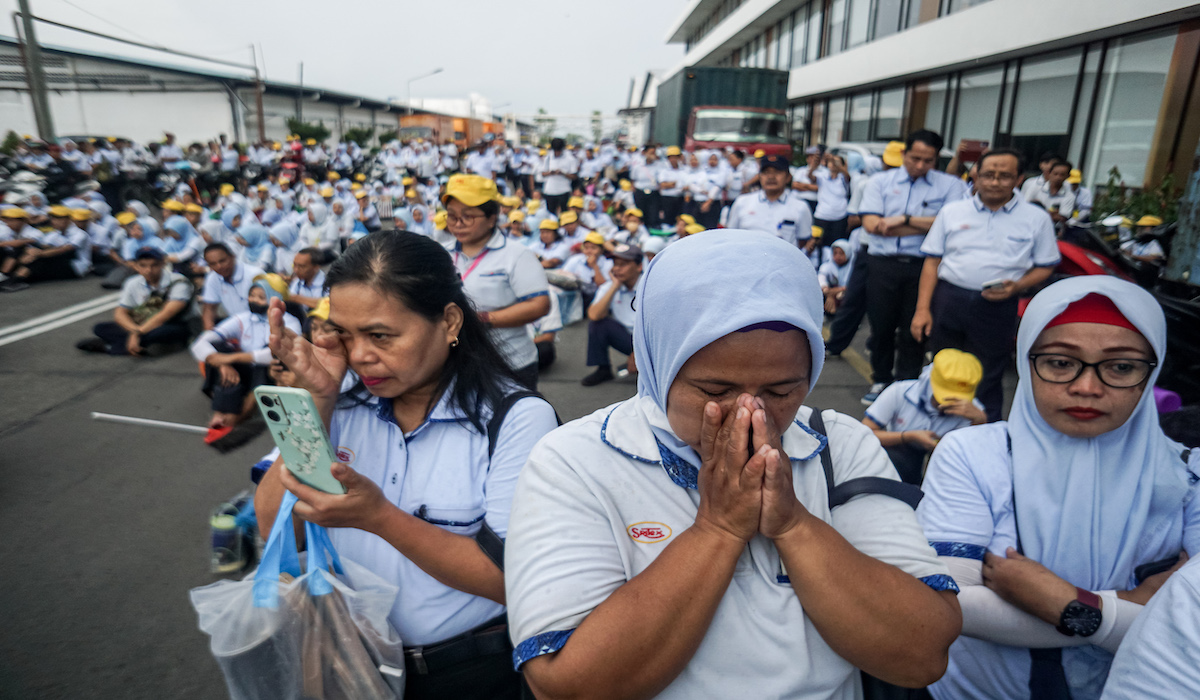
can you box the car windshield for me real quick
[692,109,788,144]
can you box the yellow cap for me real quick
[1067,169,1082,184]
[684,223,706,235]
[539,218,559,230]
[434,210,448,230]
[619,179,632,191]
[252,273,290,300]
[49,205,71,218]
[350,183,362,191]
[1,207,28,219]
[70,208,92,222]
[753,149,766,158]
[402,177,415,186]
[929,348,983,404]
[256,183,269,191]
[304,178,316,186]
[666,146,682,157]
[442,174,498,207]
[567,196,585,209]
[219,183,235,195]
[811,225,823,239]
[625,207,644,219]
[560,211,579,225]
[679,214,695,225]
[584,231,605,245]
[527,199,542,212]
[306,138,317,146]
[320,187,335,197]
[116,211,137,225]
[509,210,525,223]
[162,199,184,212]
[279,176,291,184]
[500,196,520,208]
[882,141,905,168]
[185,203,204,214]
[354,173,366,182]
[1136,215,1163,227]
[271,142,282,150]
[355,189,368,198]
[308,297,331,320]
[404,188,418,198]
[538,148,547,156]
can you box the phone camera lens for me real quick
[266,410,281,422]
[260,396,275,407]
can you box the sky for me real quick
[3,0,688,120]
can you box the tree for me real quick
[343,126,375,147]
[0,130,21,156]
[285,118,331,144]
[591,110,603,144]
[377,129,398,145]
[534,108,557,145]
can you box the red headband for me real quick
[1043,293,1140,333]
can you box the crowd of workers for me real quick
[3,125,1198,699]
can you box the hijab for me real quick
[633,229,825,467]
[307,202,328,226]
[1011,276,1188,591]
[127,201,160,235]
[162,217,198,254]
[237,221,274,269]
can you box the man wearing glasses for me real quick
[911,148,1061,422]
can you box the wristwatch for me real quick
[903,214,911,226]
[1056,587,1102,637]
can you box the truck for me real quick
[652,66,791,158]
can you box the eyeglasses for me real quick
[446,211,485,226]
[1028,353,1156,389]
[977,171,1018,183]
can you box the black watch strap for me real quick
[1057,587,1102,637]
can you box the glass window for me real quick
[911,77,950,135]
[826,96,848,146]
[943,0,994,15]
[1068,46,1101,167]
[767,27,779,69]
[792,6,809,67]
[875,86,906,139]
[809,100,826,146]
[827,0,847,56]
[951,66,1004,148]
[874,0,905,41]
[1085,29,1176,186]
[807,1,824,63]
[779,16,793,71]
[905,0,923,31]
[790,103,809,148]
[848,93,873,141]
[1011,49,1082,136]
[846,0,871,49]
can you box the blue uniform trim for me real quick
[920,574,961,593]
[599,406,659,465]
[413,504,485,527]
[512,629,575,670]
[655,439,698,488]
[930,541,987,560]
[516,290,550,302]
[777,575,791,584]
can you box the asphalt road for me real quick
[0,277,955,700]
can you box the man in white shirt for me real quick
[158,133,184,164]
[791,146,825,213]
[77,247,192,356]
[581,243,643,387]
[541,138,578,216]
[912,148,1060,421]
[286,248,326,309]
[630,146,662,229]
[199,243,265,330]
[725,155,813,247]
[657,147,686,227]
[1025,159,1075,227]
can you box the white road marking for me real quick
[0,293,122,348]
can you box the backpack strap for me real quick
[808,407,924,510]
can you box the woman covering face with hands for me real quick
[505,229,961,700]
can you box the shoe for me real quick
[75,337,110,353]
[0,280,30,292]
[141,342,180,358]
[581,366,615,387]
[860,382,889,406]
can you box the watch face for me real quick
[1062,601,1103,637]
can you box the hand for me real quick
[983,548,1078,625]
[125,332,142,356]
[910,308,933,342]
[1119,552,1189,605]
[981,280,1017,302]
[701,201,712,213]
[904,429,941,452]
[939,398,986,425]
[281,461,391,533]
[218,364,240,387]
[824,296,839,315]
[267,297,346,399]
[749,398,808,539]
[879,215,907,235]
[694,397,766,544]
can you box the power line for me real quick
[53,0,165,49]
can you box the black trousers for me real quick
[93,320,190,355]
[660,195,684,227]
[689,200,720,229]
[403,648,522,700]
[535,339,556,370]
[633,190,661,229]
[826,244,871,355]
[885,444,928,486]
[865,255,925,385]
[544,193,569,217]
[512,361,538,392]
[23,251,78,282]
[928,281,1018,422]
[814,217,849,246]
[587,317,634,368]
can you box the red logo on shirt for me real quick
[627,522,672,544]
[335,447,355,464]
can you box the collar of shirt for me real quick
[970,193,1020,214]
[370,381,474,438]
[897,169,931,186]
[757,190,791,204]
[453,229,507,255]
[224,263,246,285]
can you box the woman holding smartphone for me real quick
[255,231,558,700]
[917,276,1198,699]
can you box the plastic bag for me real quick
[190,491,406,700]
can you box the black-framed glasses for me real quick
[1028,353,1156,389]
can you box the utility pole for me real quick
[297,62,304,121]
[251,45,265,143]
[1167,139,1200,286]
[16,0,55,141]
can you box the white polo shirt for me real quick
[656,163,686,197]
[920,195,1060,291]
[593,279,638,333]
[814,171,851,221]
[200,262,265,317]
[447,231,550,370]
[119,268,193,310]
[725,190,814,246]
[506,399,954,699]
[288,268,326,298]
[191,310,301,365]
[542,152,579,196]
[864,380,981,438]
[327,387,558,646]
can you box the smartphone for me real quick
[254,386,345,494]
[982,279,1007,292]
[1134,555,1180,585]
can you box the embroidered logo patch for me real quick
[335,447,356,464]
[627,521,672,544]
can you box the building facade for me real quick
[665,0,1200,187]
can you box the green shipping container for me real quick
[652,66,790,148]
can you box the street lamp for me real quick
[406,68,443,114]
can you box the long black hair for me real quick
[326,231,521,433]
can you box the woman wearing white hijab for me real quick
[505,229,960,699]
[298,202,338,259]
[917,276,1198,700]
[267,219,300,275]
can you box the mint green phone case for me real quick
[254,386,346,494]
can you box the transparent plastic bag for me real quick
[190,492,406,699]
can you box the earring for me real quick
[450,337,459,348]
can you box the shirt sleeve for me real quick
[118,277,140,308]
[508,248,551,302]
[858,175,885,217]
[920,210,949,257]
[725,198,743,229]
[1029,209,1061,266]
[200,272,221,304]
[916,428,1001,558]
[483,398,559,538]
[863,382,905,429]
[168,276,194,302]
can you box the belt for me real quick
[869,254,924,264]
[404,616,511,676]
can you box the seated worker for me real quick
[818,239,855,315]
[1119,216,1166,265]
[561,231,613,306]
[0,207,40,279]
[532,289,564,370]
[614,208,650,247]
[862,348,987,485]
[558,210,589,248]
[190,274,301,429]
[77,247,193,356]
[529,219,572,269]
[199,243,265,331]
[581,243,643,387]
[505,210,528,241]
[286,247,326,309]
[162,216,206,277]
[0,205,91,292]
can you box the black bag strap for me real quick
[808,407,924,510]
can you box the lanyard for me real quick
[456,247,490,280]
